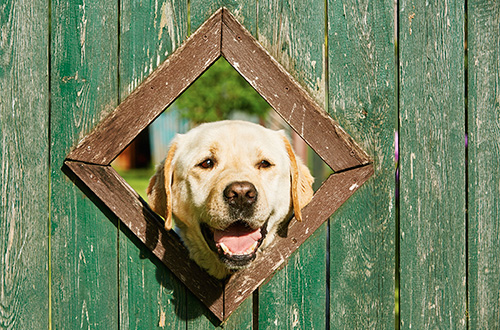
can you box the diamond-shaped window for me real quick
[64,8,373,322]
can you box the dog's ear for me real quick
[147,142,177,230]
[282,136,314,221]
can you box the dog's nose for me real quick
[223,181,257,209]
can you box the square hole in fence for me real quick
[112,58,330,200]
[64,8,372,322]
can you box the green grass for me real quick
[114,167,156,201]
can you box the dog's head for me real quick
[147,120,313,279]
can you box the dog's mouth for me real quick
[201,220,267,270]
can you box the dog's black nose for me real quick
[224,181,257,209]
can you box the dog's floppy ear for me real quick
[147,142,177,230]
[282,136,314,221]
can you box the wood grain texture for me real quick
[257,0,325,104]
[257,228,327,329]
[328,0,396,328]
[185,292,253,330]
[67,9,222,165]
[222,9,370,172]
[190,0,257,35]
[467,1,500,328]
[255,1,327,328]
[399,0,466,328]
[118,1,188,329]
[0,0,49,328]
[49,0,119,328]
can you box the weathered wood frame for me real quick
[64,8,373,321]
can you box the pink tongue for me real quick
[214,223,262,255]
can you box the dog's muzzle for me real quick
[201,220,267,271]
[200,181,267,273]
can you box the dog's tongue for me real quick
[214,223,262,255]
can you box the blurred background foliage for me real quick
[175,57,271,124]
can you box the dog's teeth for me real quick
[219,243,232,256]
[244,241,259,254]
[219,241,259,256]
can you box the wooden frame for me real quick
[64,8,373,322]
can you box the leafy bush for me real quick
[174,58,271,123]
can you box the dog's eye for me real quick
[257,160,273,169]
[198,158,215,169]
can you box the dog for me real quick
[147,120,314,279]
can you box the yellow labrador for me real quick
[147,120,313,279]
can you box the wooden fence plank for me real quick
[399,0,466,328]
[50,0,119,328]
[258,0,325,104]
[328,0,396,328]
[0,0,49,328]
[190,0,256,35]
[257,230,327,329]
[467,1,500,328]
[118,1,188,329]
[188,4,256,329]
[185,293,253,330]
[256,1,327,328]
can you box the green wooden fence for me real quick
[1,0,499,328]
